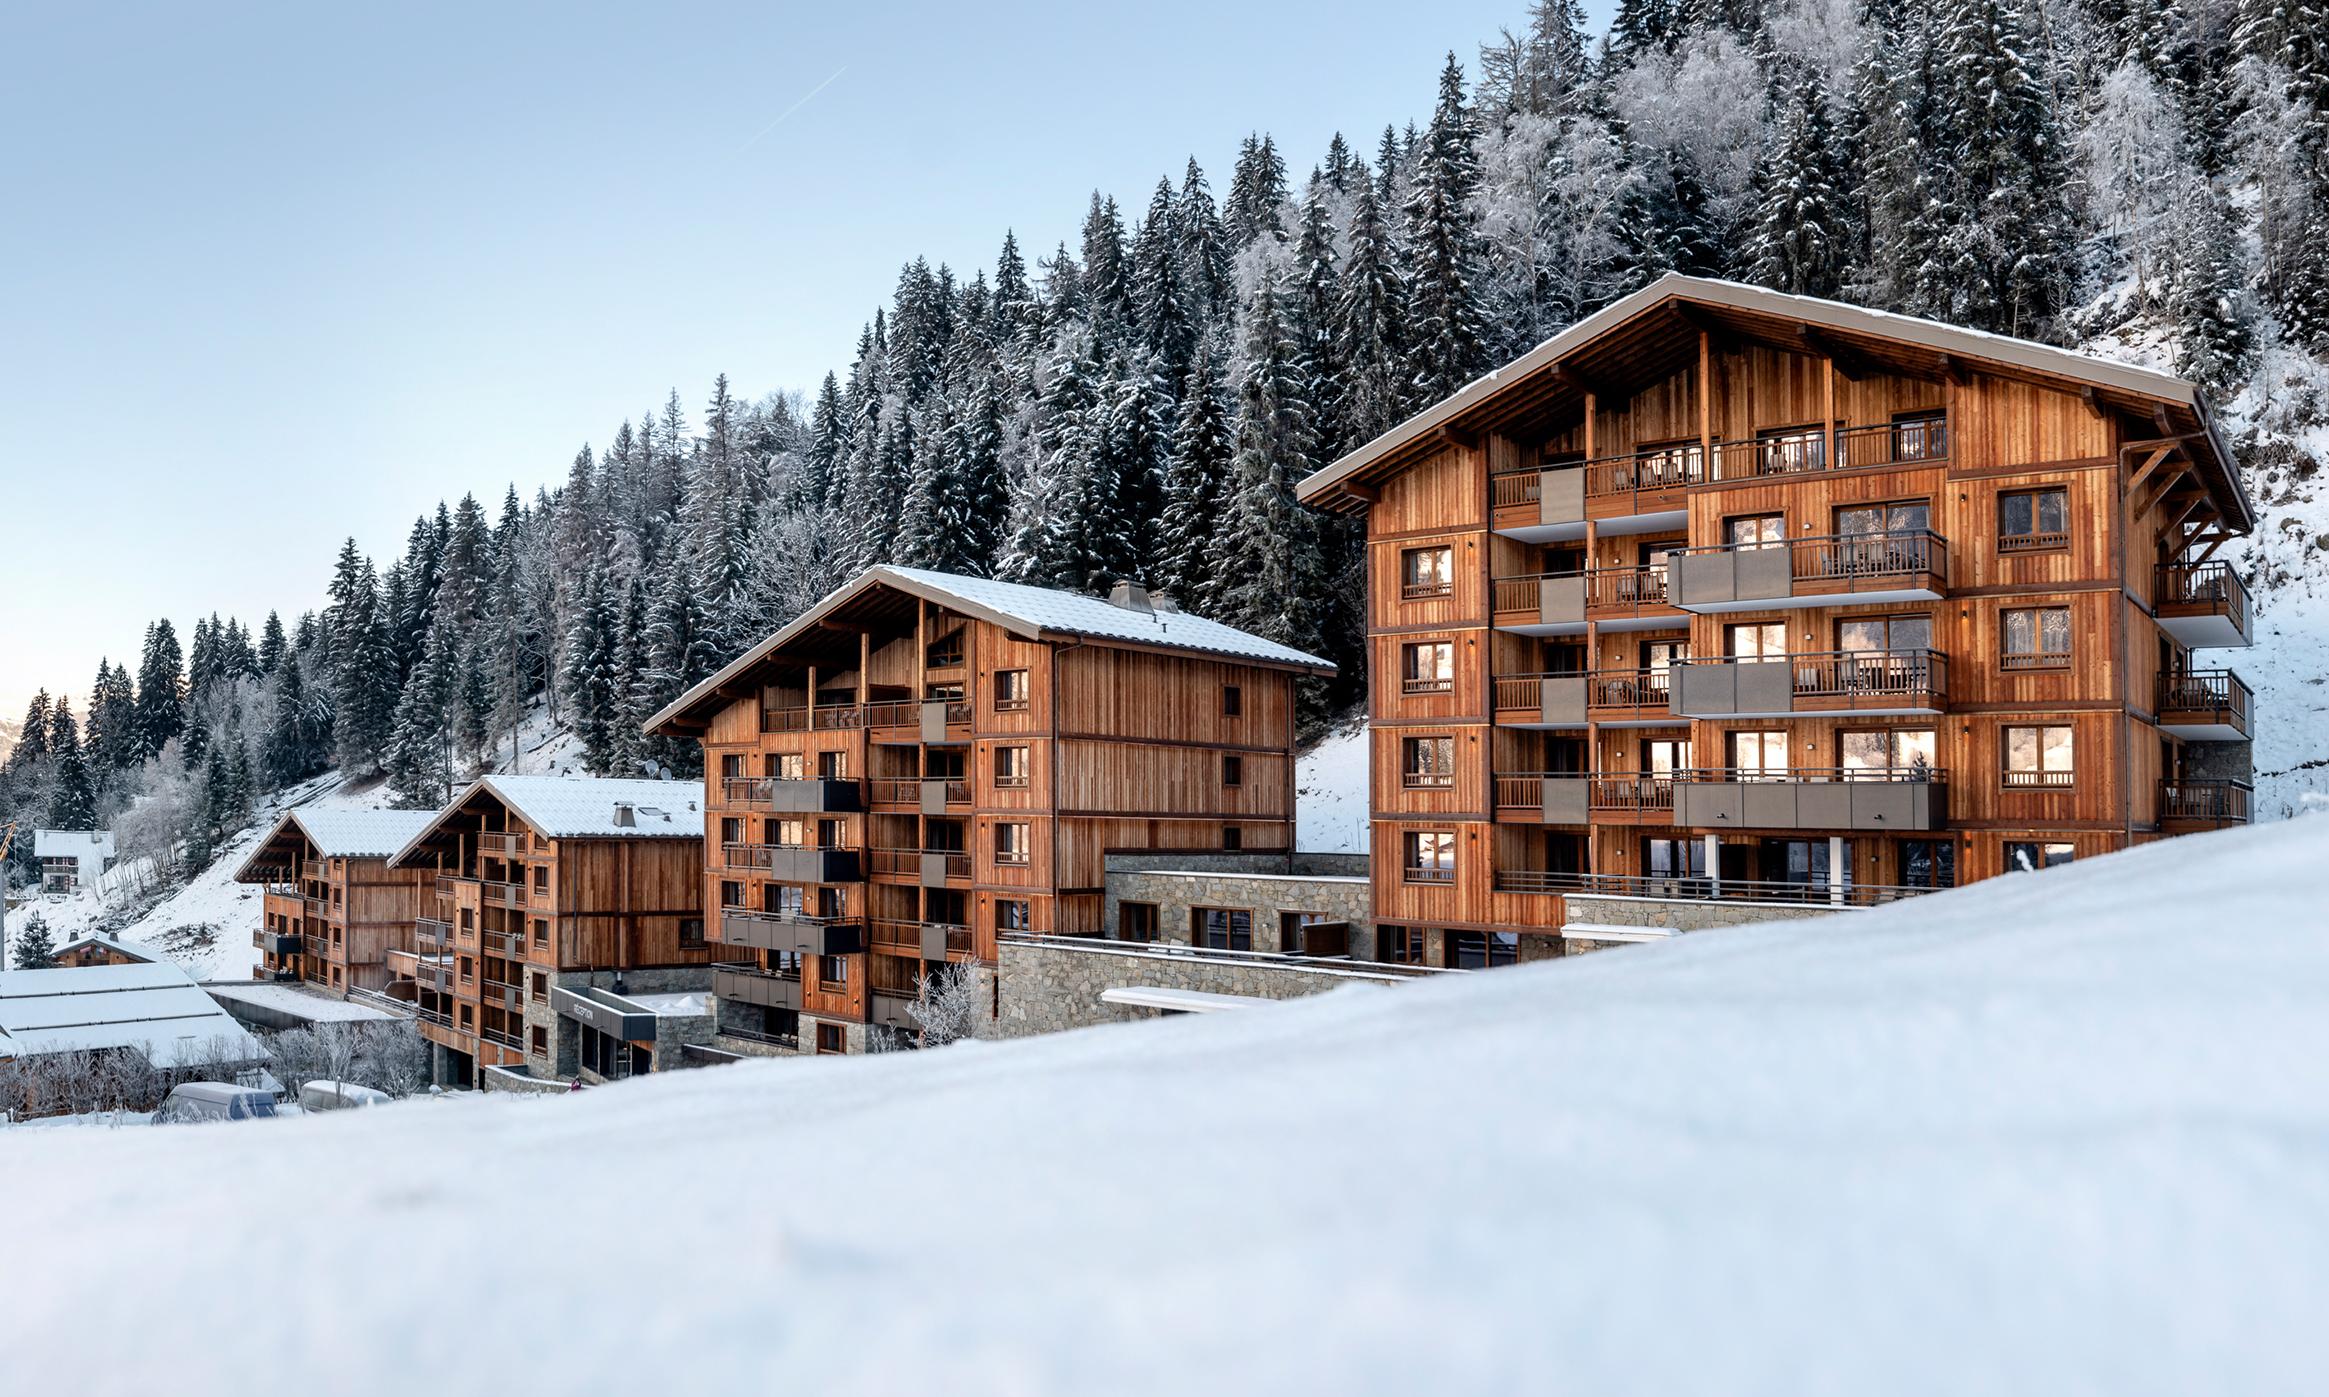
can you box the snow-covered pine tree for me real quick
[2164,178,2258,394]
[1746,70,1851,297]
[1132,176,1198,390]
[1081,193,1135,347]
[1335,176,1412,450]
[1225,134,1290,248]
[133,619,184,761]
[1289,181,1347,464]
[87,660,139,774]
[45,700,95,830]
[10,912,56,971]
[1155,351,1235,604]
[1208,266,1325,666]
[1403,55,1492,402]
[328,546,397,776]
[386,619,457,807]
[561,565,621,773]
[1177,159,1235,322]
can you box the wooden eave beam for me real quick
[1343,481,1380,504]
[1436,422,1480,452]
[1796,326,1875,382]
[2152,403,2176,436]
[1935,353,1969,386]
[2080,385,2106,420]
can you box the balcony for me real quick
[713,963,802,1012]
[1584,565,1684,630]
[481,880,530,910]
[870,919,974,960]
[1492,773,1589,824]
[870,847,972,885]
[416,960,452,992]
[1668,531,1947,613]
[303,896,330,921]
[414,917,451,951]
[1493,868,1939,907]
[1669,650,1947,719]
[870,989,923,1031]
[864,697,974,740]
[1672,767,1948,832]
[721,776,865,813]
[434,874,475,900]
[1586,668,1681,726]
[474,831,528,859]
[723,843,862,883]
[2157,670,2252,741]
[870,777,971,812]
[1705,419,1949,483]
[759,701,869,734]
[481,926,525,959]
[253,930,300,957]
[2160,779,2251,830]
[1490,572,1585,636]
[2156,561,2252,648]
[1491,672,1587,729]
[720,909,865,957]
[479,980,524,1011]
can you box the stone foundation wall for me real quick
[2185,739,2254,785]
[1103,861,1374,958]
[1562,893,1850,935]
[995,938,1428,1038]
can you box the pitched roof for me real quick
[1297,273,2250,532]
[0,961,265,1068]
[33,829,113,860]
[387,775,703,867]
[50,932,163,965]
[647,565,1335,736]
[231,807,440,883]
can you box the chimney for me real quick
[1150,591,1179,613]
[1107,579,1153,613]
[612,802,636,828]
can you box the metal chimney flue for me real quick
[1107,580,1153,613]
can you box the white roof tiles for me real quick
[872,567,1335,669]
[0,962,265,1068]
[474,775,703,840]
[33,829,113,860]
[291,809,439,860]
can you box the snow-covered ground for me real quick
[5,813,2324,1394]
[1294,717,1368,853]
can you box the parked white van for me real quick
[154,1083,280,1124]
[298,1080,392,1112]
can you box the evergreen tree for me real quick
[2165,180,2258,394]
[1156,352,1235,604]
[327,543,397,776]
[561,566,622,773]
[1209,269,1325,662]
[1747,73,1851,297]
[86,660,139,774]
[1403,55,1492,401]
[1225,134,1290,247]
[11,912,56,970]
[1334,177,1412,461]
[257,611,287,675]
[133,620,184,760]
[45,700,96,829]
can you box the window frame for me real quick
[993,821,1032,867]
[1222,684,1242,717]
[1118,901,1159,943]
[1401,735,1457,789]
[992,668,1031,713]
[2001,724,2076,788]
[2001,606,2072,670]
[1400,640,1456,695]
[1400,544,1455,600]
[1191,906,1255,952]
[1223,753,1244,788]
[1998,486,2070,552]
[2003,840,2075,872]
[1401,830,1458,884]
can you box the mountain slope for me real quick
[5,813,2324,1395]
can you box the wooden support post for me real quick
[1822,354,1837,471]
[1697,332,1714,477]
[1704,833,1722,900]
[1828,835,1845,907]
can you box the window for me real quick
[1999,487,2068,551]
[1118,901,1159,943]
[1756,424,1826,474]
[720,816,743,846]
[1401,545,1454,599]
[1450,931,1519,969]
[458,1004,474,1030]
[1643,837,1707,881]
[679,917,705,949]
[816,1023,845,1054]
[1727,730,1790,778]
[1902,839,1956,889]
[771,751,805,780]
[1838,614,1932,654]
[2003,725,2075,787]
[1223,684,1242,716]
[1725,621,1787,660]
[818,750,847,780]
[532,865,549,892]
[994,745,1031,788]
[2002,607,2071,669]
[1193,907,1254,951]
[926,627,965,668]
[819,954,849,985]
[1834,501,1932,572]
[720,880,742,908]
[994,669,1031,712]
[1223,754,1244,787]
[1402,736,1456,789]
[2004,841,2075,872]
[1725,513,1786,550]
[1840,729,1937,777]
[817,818,843,850]
[997,899,1031,932]
[1834,500,1931,536]
[1641,737,1691,776]
[530,1025,547,1054]
[994,822,1031,866]
[1222,826,1242,851]
[1890,411,1947,462]
[1402,830,1457,884]
[1381,925,1426,965]
[530,971,548,1001]
[1281,912,1346,957]
[769,817,807,848]
[1401,641,1455,694]
[720,753,745,778]
[531,917,549,948]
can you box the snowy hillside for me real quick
[7,814,2325,1394]
[1293,718,1369,853]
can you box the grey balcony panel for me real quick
[1674,780,1944,832]
[1674,782,1745,827]
[1796,783,1853,829]
[1737,547,1793,602]
[871,994,920,1030]
[1542,675,1587,726]
[713,967,800,1011]
[1542,777,1590,825]
[1540,467,1584,526]
[1538,574,1586,627]
[919,922,952,960]
[921,852,953,888]
[1670,551,1734,607]
[920,699,951,744]
[764,779,863,814]
[1743,782,1799,829]
[921,779,950,816]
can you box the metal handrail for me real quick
[2158,669,2252,720]
[2160,778,2253,823]
[1671,648,1948,700]
[1669,528,1948,585]
[1494,869,1940,905]
[1673,765,1947,784]
[2158,560,2250,632]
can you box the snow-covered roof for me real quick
[1298,272,2251,532]
[201,981,398,1024]
[232,808,440,882]
[647,565,1335,735]
[0,962,265,1067]
[33,829,113,861]
[50,931,163,964]
[388,775,702,866]
[1098,985,1274,1014]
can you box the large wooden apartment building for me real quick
[384,776,708,1086]
[644,565,1334,1054]
[1297,274,2256,965]
[234,809,437,999]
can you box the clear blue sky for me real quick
[0,1,1611,720]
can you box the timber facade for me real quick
[646,566,1333,1055]
[1300,274,2256,965]
[385,777,708,1086]
[234,810,436,1001]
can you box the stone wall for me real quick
[1558,892,1847,954]
[531,966,715,1082]
[1103,852,1374,958]
[995,937,1433,1038]
[2185,739,2254,786]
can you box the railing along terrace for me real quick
[2160,779,2252,823]
[1674,529,1948,586]
[474,831,526,858]
[1492,571,1577,614]
[2158,560,2251,631]
[1588,668,1673,710]
[1674,765,1946,784]
[1586,564,1670,609]
[2158,669,2252,723]
[1678,648,1948,701]
[1590,774,1676,811]
[1492,869,1941,906]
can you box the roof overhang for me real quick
[646,566,1335,739]
[230,813,313,884]
[1296,274,2252,535]
[386,779,512,869]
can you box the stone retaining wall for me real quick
[995,937,1429,1037]
[1103,853,1374,958]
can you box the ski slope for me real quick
[4,813,2324,1395]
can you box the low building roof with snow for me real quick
[645,565,1336,737]
[33,829,114,864]
[387,775,703,867]
[49,931,164,966]
[0,961,265,1068]
[231,807,440,883]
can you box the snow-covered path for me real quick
[4,815,2325,1395]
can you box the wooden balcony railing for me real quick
[480,927,524,959]
[2158,669,2253,730]
[1675,649,1948,703]
[475,832,527,859]
[1590,774,1677,811]
[869,848,973,879]
[414,917,451,950]
[1585,564,1671,611]
[2001,769,2075,789]
[481,881,529,909]
[2157,561,2252,636]
[2160,779,2252,825]
[1587,668,1674,711]
[1671,529,1947,590]
[1493,869,1940,905]
[869,919,975,959]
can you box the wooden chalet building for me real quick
[233,809,437,999]
[644,565,1334,1054]
[385,777,708,1086]
[1297,274,2256,965]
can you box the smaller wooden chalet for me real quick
[232,809,438,1000]
[33,829,114,894]
[385,776,708,1088]
[48,931,162,969]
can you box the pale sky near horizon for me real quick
[0,1,1614,721]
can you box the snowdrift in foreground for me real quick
[8,819,2328,1395]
